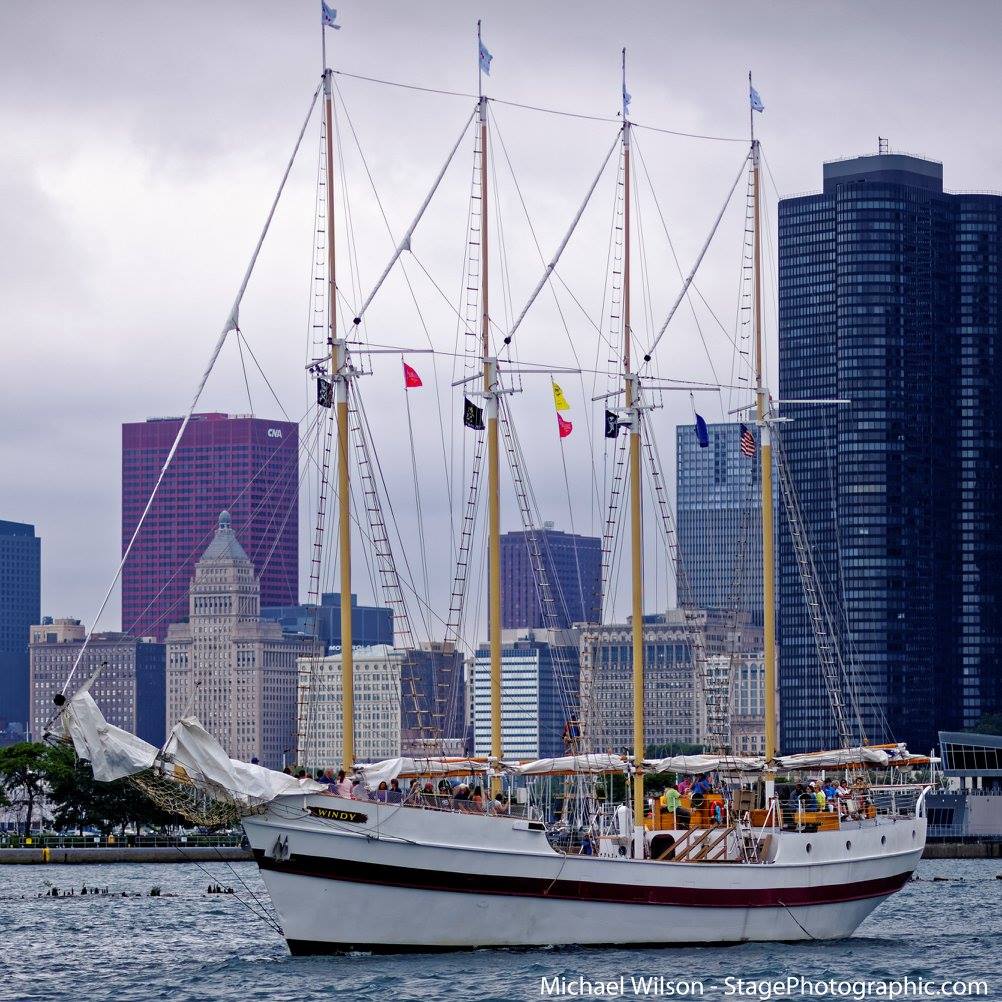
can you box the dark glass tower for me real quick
[676,421,764,626]
[0,520,41,729]
[778,153,1002,754]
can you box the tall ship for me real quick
[52,8,930,953]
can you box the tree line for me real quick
[0,742,186,836]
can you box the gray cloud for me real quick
[2,0,1000,641]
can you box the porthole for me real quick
[845,840,852,851]
[805,842,812,854]
[881,835,887,846]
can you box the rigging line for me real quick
[404,375,433,623]
[631,134,726,417]
[208,845,282,932]
[504,125,622,345]
[641,148,751,367]
[331,78,458,575]
[237,330,289,422]
[61,78,323,696]
[235,332,255,415]
[175,847,281,933]
[352,104,478,323]
[332,67,747,140]
[487,108,605,520]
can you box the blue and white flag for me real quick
[479,39,493,76]
[623,83,632,114]
[321,2,340,29]
[694,413,709,449]
[749,85,764,113]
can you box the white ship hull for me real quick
[242,796,926,953]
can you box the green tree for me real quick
[971,714,1002,737]
[0,742,49,835]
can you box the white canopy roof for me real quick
[512,754,629,776]
[645,754,765,775]
[355,757,488,789]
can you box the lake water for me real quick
[0,858,998,1001]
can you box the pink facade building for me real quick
[122,413,299,641]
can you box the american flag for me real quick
[740,423,756,458]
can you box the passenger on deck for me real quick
[692,775,713,798]
[334,769,352,798]
[812,781,826,811]
[677,776,693,796]
[351,777,368,800]
[659,782,690,828]
[387,778,404,804]
[471,785,484,807]
[375,781,389,803]
[323,767,338,792]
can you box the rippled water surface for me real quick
[0,858,999,1001]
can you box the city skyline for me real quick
[3,2,1001,632]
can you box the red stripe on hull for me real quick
[254,850,912,908]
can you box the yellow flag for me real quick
[552,382,571,412]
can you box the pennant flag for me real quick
[321,2,341,29]
[749,85,764,113]
[740,423,756,457]
[552,382,571,412]
[623,83,632,114]
[463,397,485,430]
[694,413,709,449]
[317,376,334,408]
[479,39,493,76]
[557,413,573,439]
[403,361,423,389]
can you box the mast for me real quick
[479,21,502,798]
[324,43,354,770]
[623,49,645,827]
[750,72,778,765]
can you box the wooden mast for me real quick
[323,35,354,770]
[479,21,502,798]
[750,72,778,767]
[623,49,645,827]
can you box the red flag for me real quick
[557,413,573,439]
[403,361,423,388]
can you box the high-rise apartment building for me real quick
[778,152,1002,753]
[0,520,41,730]
[471,629,580,759]
[165,512,310,769]
[500,526,602,629]
[676,422,765,625]
[122,413,298,642]
[29,617,166,745]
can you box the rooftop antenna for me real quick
[878,136,889,155]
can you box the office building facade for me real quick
[166,512,310,769]
[579,610,763,753]
[676,422,765,625]
[122,413,299,642]
[500,526,602,629]
[0,520,41,730]
[297,645,403,768]
[471,629,580,760]
[778,152,1002,753]
[29,617,166,745]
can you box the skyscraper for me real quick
[500,525,601,629]
[166,512,310,768]
[471,629,580,759]
[122,413,299,641]
[676,421,764,625]
[0,520,41,730]
[778,152,1002,754]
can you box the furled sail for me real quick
[55,688,323,803]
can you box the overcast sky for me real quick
[2,1,1000,643]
